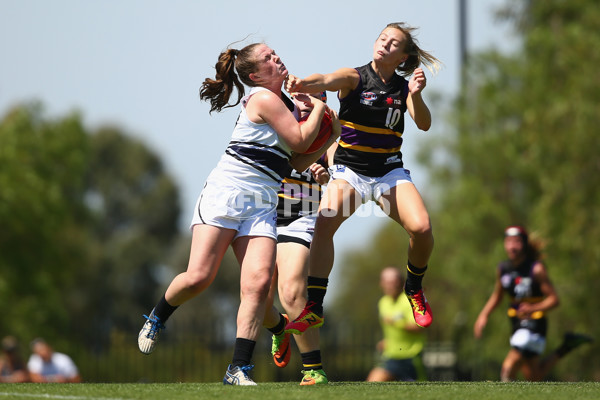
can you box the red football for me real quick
[299,111,332,154]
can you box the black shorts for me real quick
[380,358,417,382]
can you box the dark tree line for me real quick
[0,103,182,351]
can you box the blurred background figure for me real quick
[473,226,593,381]
[27,338,81,383]
[367,266,426,382]
[0,336,30,382]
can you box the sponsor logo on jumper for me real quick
[384,155,401,165]
[386,97,402,106]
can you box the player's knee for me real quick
[409,220,433,241]
[182,270,214,294]
[279,284,304,310]
[241,273,272,301]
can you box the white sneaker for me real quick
[138,310,165,354]
[223,364,257,386]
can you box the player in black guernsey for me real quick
[277,161,326,228]
[284,22,441,334]
[474,226,593,381]
[333,62,409,177]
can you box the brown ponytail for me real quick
[384,22,442,78]
[525,232,546,261]
[199,43,261,113]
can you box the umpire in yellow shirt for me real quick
[367,266,426,381]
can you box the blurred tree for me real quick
[0,103,91,344]
[81,126,181,349]
[0,103,183,351]
[331,0,600,381]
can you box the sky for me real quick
[0,0,514,283]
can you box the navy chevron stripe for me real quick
[227,144,291,182]
[225,149,284,183]
[229,141,291,159]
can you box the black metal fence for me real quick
[68,318,459,383]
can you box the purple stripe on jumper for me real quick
[340,126,403,149]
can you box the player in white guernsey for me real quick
[137,42,338,385]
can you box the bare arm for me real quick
[382,307,422,333]
[246,90,326,153]
[474,269,504,339]
[28,372,46,383]
[286,67,360,99]
[403,319,424,334]
[325,140,338,167]
[406,68,431,131]
[517,262,560,317]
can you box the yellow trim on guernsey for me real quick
[338,140,401,153]
[338,120,403,153]
[507,307,544,319]
[340,120,402,137]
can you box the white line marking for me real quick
[0,392,128,400]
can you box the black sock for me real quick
[153,295,178,323]
[307,276,328,316]
[301,350,322,370]
[555,333,592,358]
[405,262,427,295]
[231,338,256,368]
[267,314,286,336]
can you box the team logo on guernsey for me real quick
[360,91,377,106]
[514,276,533,299]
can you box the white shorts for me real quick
[510,328,546,355]
[277,214,317,247]
[190,180,278,241]
[329,164,413,203]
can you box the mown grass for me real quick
[0,381,598,400]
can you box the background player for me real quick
[474,226,593,381]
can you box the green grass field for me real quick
[0,382,598,400]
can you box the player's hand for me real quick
[408,68,427,94]
[309,163,330,185]
[473,315,487,339]
[292,93,316,112]
[516,303,536,319]
[328,108,341,141]
[285,74,303,93]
